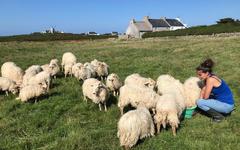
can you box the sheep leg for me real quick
[124,145,130,150]
[120,107,124,115]
[117,90,119,96]
[47,84,50,92]
[157,123,161,133]
[5,91,9,96]
[104,102,107,111]
[99,103,102,111]
[83,96,87,102]
[64,73,67,78]
[113,91,116,96]
[54,76,56,79]
[172,126,177,136]
[116,90,120,96]
[152,108,156,115]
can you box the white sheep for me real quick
[154,94,181,136]
[16,83,47,102]
[49,59,59,66]
[74,66,92,81]
[124,73,156,90]
[84,62,97,78]
[156,74,186,115]
[91,59,109,80]
[0,77,18,96]
[1,62,23,86]
[41,59,60,79]
[72,63,84,76]
[90,59,99,67]
[106,73,122,96]
[118,85,160,115]
[117,107,155,149]
[64,63,75,78]
[22,65,43,87]
[61,52,77,72]
[28,71,51,92]
[82,78,109,111]
[183,77,201,108]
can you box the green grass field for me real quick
[0,36,240,150]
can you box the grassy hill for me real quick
[0,36,240,149]
[0,33,117,42]
[143,23,240,38]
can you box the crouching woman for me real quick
[196,59,234,122]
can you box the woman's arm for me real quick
[203,78,214,99]
[200,86,206,99]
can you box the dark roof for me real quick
[165,19,184,26]
[148,19,170,27]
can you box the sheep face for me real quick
[144,78,156,90]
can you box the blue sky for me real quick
[0,0,240,36]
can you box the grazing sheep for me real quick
[84,62,97,78]
[106,73,122,96]
[0,77,18,96]
[183,77,201,108]
[74,66,92,81]
[118,85,160,115]
[61,52,77,72]
[64,63,75,78]
[41,59,60,79]
[124,73,156,90]
[91,59,109,80]
[22,65,43,87]
[28,71,51,92]
[154,94,181,136]
[16,83,47,102]
[82,78,109,111]
[72,63,83,76]
[156,74,186,115]
[90,59,100,67]
[25,65,42,74]
[117,107,155,149]
[49,59,59,66]
[1,62,23,86]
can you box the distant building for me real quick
[87,32,99,35]
[126,16,187,38]
[41,27,64,34]
[111,32,118,36]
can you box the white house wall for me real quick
[126,23,141,38]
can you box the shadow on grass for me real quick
[106,94,118,107]
[27,92,62,103]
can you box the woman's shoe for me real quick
[206,108,225,123]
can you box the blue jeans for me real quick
[197,99,234,114]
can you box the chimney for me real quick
[143,16,150,21]
[130,19,136,24]
[161,17,167,20]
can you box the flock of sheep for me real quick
[0,52,202,149]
